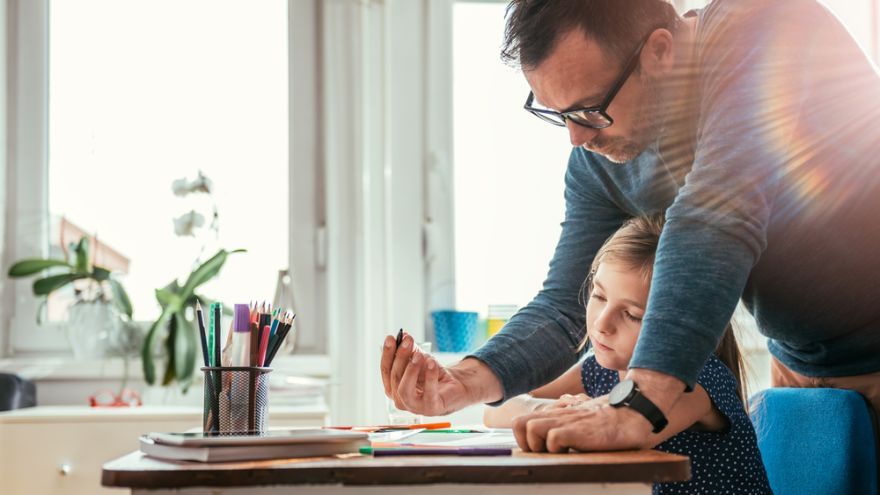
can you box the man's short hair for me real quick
[501,0,680,70]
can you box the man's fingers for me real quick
[389,335,414,392]
[513,409,586,452]
[546,426,576,453]
[380,335,396,397]
[397,351,424,411]
[524,417,560,452]
[423,358,444,413]
[512,414,530,451]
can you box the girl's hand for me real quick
[550,393,592,409]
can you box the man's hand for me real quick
[512,369,685,452]
[379,332,504,416]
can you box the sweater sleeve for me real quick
[628,1,826,386]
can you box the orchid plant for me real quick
[142,171,244,391]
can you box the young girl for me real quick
[484,215,771,494]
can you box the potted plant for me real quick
[142,248,243,392]
[142,170,244,392]
[7,237,136,359]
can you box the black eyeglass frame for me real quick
[523,37,648,130]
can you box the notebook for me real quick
[139,435,369,463]
[148,428,368,447]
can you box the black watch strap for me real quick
[609,380,669,434]
[627,392,669,434]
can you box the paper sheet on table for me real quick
[400,429,517,448]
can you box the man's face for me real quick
[524,29,662,163]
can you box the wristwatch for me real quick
[608,379,668,434]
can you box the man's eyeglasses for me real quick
[524,38,647,130]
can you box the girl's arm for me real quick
[484,361,588,427]
[529,359,587,399]
[483,395,557,427]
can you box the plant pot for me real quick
[66,300,123,359]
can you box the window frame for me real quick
[2,0,328,369]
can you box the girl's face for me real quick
[586,260,650,371]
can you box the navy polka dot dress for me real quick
[581,354,772,494]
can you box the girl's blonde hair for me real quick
[577,214,749,404]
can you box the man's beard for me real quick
[586,76,663,164]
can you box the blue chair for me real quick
[750,388,879,495]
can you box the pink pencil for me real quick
[258,324,271,366]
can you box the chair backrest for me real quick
[0,373,37,412]
[750,387,879,495]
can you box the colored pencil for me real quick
[195,301,209,367]
[258,324,271,366]
[212,303,222,367]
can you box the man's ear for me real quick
[640,28,675,77]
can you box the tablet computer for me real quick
[148,428,368,447]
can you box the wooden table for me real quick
[102,449,690,494]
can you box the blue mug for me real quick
[431,310,478,353]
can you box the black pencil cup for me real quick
[202,366,272,434]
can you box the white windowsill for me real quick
[0,354,331,381]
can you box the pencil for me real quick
[395,328,404,348]
[265,313,295,366]
[249,321,260,366]
[258,324,271,366]
[196,301,209,367]
[212,303,222,367]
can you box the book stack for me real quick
[140,429,369,463]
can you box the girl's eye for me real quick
[590,294,606,302]
[624,311,643,323]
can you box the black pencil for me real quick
[213,303,222,367]
[196,301,209,367]
[395,328,404,348]
[265,314,295,366]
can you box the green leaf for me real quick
[180,249,245,298]
[142,305,175,385]
[173,312,197,392]
[92,267,111,281]
[162,318,177,386]
[155,288,182,309]
[8,259,73,278]
[109,278,133,318]
[74,238,90,274]
[32,273,86,296]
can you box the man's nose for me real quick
[567,120,598,148]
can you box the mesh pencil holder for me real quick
[202,366,272,434]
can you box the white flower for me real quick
[173,210,206,237]
[190,171,214,194]
[171,178,190,197]
[171,171,214,197]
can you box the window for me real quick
[48,0,289,323]
[452,2,572,323]
[7,0,325,358]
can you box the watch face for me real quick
[609,379,635,405]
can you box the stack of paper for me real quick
[370,428,518,448]
[140,429,368,463]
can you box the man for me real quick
[381,0,880,453]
